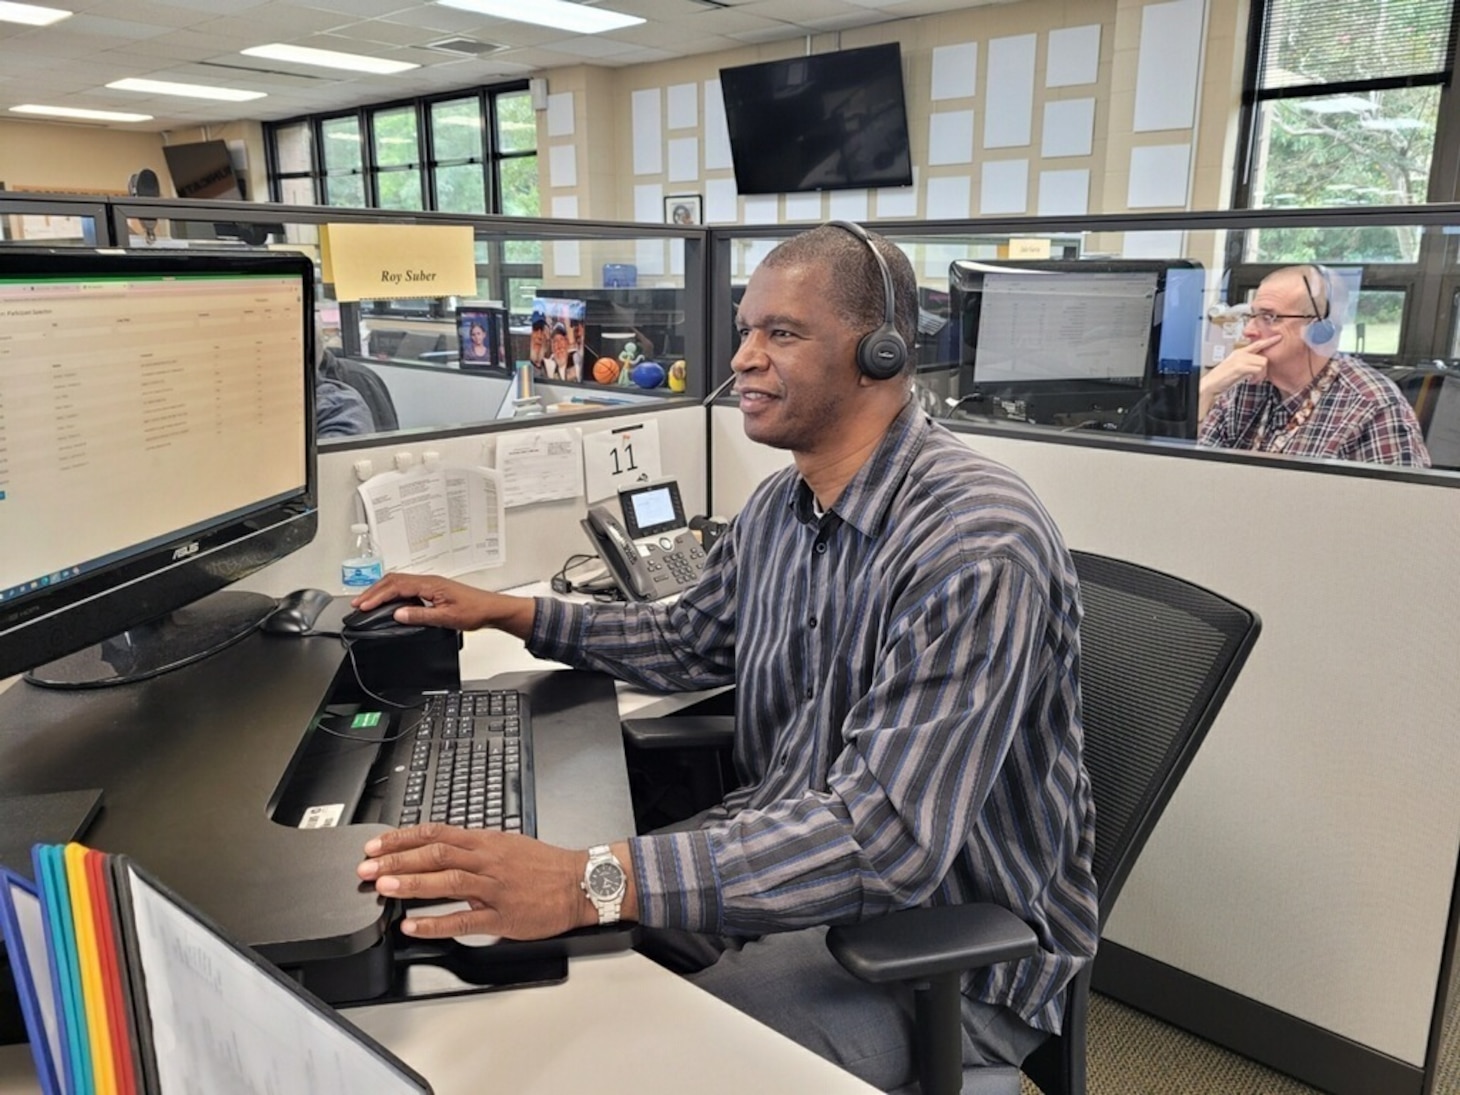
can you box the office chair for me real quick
[624,551,1261,1095]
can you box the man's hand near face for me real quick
[1199,334,1281,421]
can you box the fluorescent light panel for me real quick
[436,0,644,33]
[107,78,266,103]
[11,104,152,122]
[0,1,71,26]
[241,43,418,75]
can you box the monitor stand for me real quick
[23,590,276,690]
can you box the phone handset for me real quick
[582,505,654,601]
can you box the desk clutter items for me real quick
[0,844,432,1095]
[357,462,506,576]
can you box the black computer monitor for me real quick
[949,258,1204,435]
[0,248,319,688]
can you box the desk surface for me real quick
[0,950,876,1094]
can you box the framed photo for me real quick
[455,302,510,374]
[664,194,702,226]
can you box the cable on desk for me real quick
[552,552,624,601]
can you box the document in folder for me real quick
[0,844,432,1094]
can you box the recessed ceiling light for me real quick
[241,43,419,75]
[0,1,71,26]
[11,104,152,123]
[106,78,266,103]
[436,0,644,34]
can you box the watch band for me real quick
[582,844,625,925]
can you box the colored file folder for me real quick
[0,844,432,1095]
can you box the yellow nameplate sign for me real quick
[321,223,477,301]
[1007,237,1052,260]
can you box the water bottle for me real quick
[341,523,384,589]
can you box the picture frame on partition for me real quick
[664,194,702,226]
[455,302,510,374]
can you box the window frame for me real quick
[264,80,533,216]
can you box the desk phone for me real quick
[580,478,707,601]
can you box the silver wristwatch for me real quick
[581,844,626,925]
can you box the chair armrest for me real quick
[826,903,1040,984]
[621,715,735,751]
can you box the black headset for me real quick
[825,220,908,380]
[1301,264,1340,350]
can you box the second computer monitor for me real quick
[949,258,1204,436]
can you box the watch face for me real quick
[587,860,625,900]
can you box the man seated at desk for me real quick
[353,224,1097,1091]
[1197,264,1430,466]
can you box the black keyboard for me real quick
[392,689,535,835]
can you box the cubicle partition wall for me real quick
[5,190,1460,1094]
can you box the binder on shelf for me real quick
[0,844,432,1094]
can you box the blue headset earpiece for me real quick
[1302,265,1339,350]
[825,220,907,380]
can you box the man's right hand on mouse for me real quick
[351,573,538,640]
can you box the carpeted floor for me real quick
[1018,977,1460,1095]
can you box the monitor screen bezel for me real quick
[0,248,319,680]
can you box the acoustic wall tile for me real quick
[1127,143,1191,207]
[667,82,697,129]
[549,144,577,188]
[704,79,732,170]
[632,87,662,175]
[928,110,975,166]
[1041,98,1095,158]
[1047,24,1101,87]
[931,42,977,100]
[1037,169,1089,216]
[984,34,1036,149]
[980,159,1029,215]
[875,168,919,218]
[743,194,779,225]
[926,175,972,220]
[705,177,739,224]
[783,192,823,221]
[668,137,698,183]
[546,92,574,137]
[1133,0,1203,132]
[827,189,869,222]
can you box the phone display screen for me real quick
[619,480,688,539]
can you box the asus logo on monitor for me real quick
[172,542,200,561]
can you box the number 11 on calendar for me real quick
[583,419,664,503]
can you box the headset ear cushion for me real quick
[859,328,907,379]
[1303,317,1339,351]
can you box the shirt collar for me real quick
[787,398,926,536]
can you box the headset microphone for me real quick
[825,220,908,380]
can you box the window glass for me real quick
[324,174,365,208]
[436,164,487,214]
[499,154,539,218]
[432,98,482,161]
[376,170,423,211]
[321,116,362,173]
[495,91,536,154]
[373,106,419,168]
[274,122,313,175]
[1338,289,1406,357]
[278,176,316,206]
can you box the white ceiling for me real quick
[0,0,1018,131]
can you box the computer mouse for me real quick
[340,598,429,638]
[261,588,335,636]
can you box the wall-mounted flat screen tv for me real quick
[719,43,913,195]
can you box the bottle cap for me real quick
[350,523,369,534]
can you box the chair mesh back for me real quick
[1071,552,1260,927]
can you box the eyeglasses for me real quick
[1248,310,1317,328]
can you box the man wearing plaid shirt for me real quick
[1198,265,1430,467]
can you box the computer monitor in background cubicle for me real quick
[949,259,1204,437]
[0,248,318,688]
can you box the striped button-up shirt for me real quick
[530,400,1097,1033]
[1198,353,1430,466]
